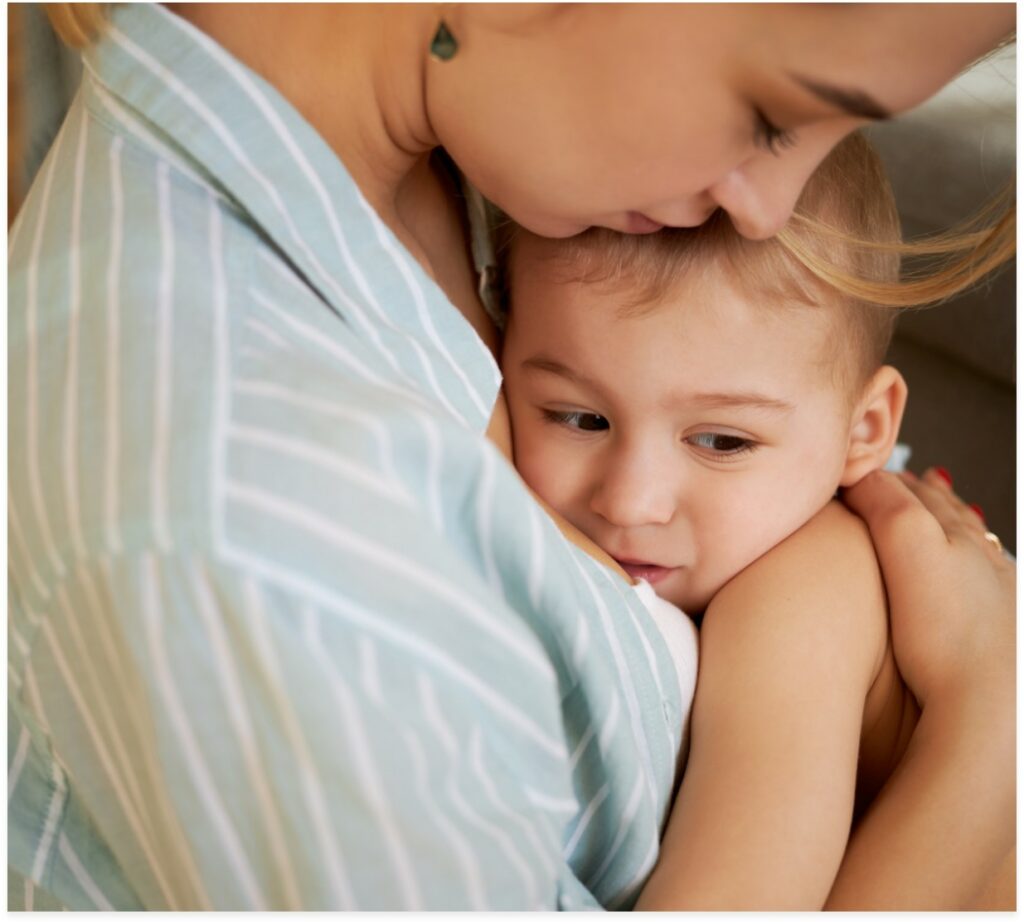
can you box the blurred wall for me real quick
[868,44,1016,552]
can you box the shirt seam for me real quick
[79,67,241,216]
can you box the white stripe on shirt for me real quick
[244,576,356,908]
[39,617,180,909]
[25,115,70,580]
[104,136,125,555]
[141,554,266,908]
[191,564,302,909]
[222,540,565,758]
[303,606,424,909]
[225,480,553,678]
[402,725,486,910]
[208,193,231,553]
[152,162,175,551]
[64,116,89,561]
[421,677,540,908]
[8,725,31,801]
[59,833,116,912]
[8,498,51,601]
[31,759,67,882]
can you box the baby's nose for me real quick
[590,465,676,528]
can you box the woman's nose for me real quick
[708,135,846,240]
[590,458,677,528]
[707,165,805,240]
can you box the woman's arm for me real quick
[639,468,1014,910]
[637,500,890,909]
[825,469,1015,909]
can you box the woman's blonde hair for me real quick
[44,3,107,48]
[779,181,1015,310]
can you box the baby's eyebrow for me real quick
[521,355,596,388]
[682,391,795,414]
[521,355,794,414]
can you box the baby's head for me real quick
[501,133,908,613]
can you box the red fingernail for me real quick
[932,466,953,487]
[969,503,986,523]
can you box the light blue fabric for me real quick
[7,4,683,910]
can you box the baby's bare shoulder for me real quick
[705,499,888,686]
[716,499,881,604]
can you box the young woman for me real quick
[9,3,1013,910]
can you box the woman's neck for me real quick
[168,3,441,252]
[168,4,498,354]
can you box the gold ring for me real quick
[983,531,1004,554]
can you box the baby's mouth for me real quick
[614,559,677,585]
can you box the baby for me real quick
[493,133,920,904]
[501,134,906,619]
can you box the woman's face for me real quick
[428,3,1010,240]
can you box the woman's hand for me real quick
[832,466,1014,909]
[842,467,1014,709]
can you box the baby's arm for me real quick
[637,500,892,909]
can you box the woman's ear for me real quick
[839,365,908,487]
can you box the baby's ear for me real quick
[839,365,908,487]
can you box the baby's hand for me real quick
[842,468,1014,709]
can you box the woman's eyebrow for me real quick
[789,73,892,121]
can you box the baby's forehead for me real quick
[657,270,866,395]
[510,238,863,397]
[514,232,837,325]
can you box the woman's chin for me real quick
[507,209,591,240]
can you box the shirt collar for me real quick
[83,3,500,426]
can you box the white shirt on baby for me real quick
[632,580,700,775]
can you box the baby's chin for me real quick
[658,577,717,617]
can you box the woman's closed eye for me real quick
[687,431,757,458]
[542,408,610,432]
[753,107,796,156]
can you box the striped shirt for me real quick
[7,4,685,910]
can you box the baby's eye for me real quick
[543,409,610,432]
[687,432,755,456]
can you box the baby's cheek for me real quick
[514,434,576,510]
[704,493,790,577]
[730,487,819,570]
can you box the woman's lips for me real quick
[616,560,675,584]
[623,212,665,234]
